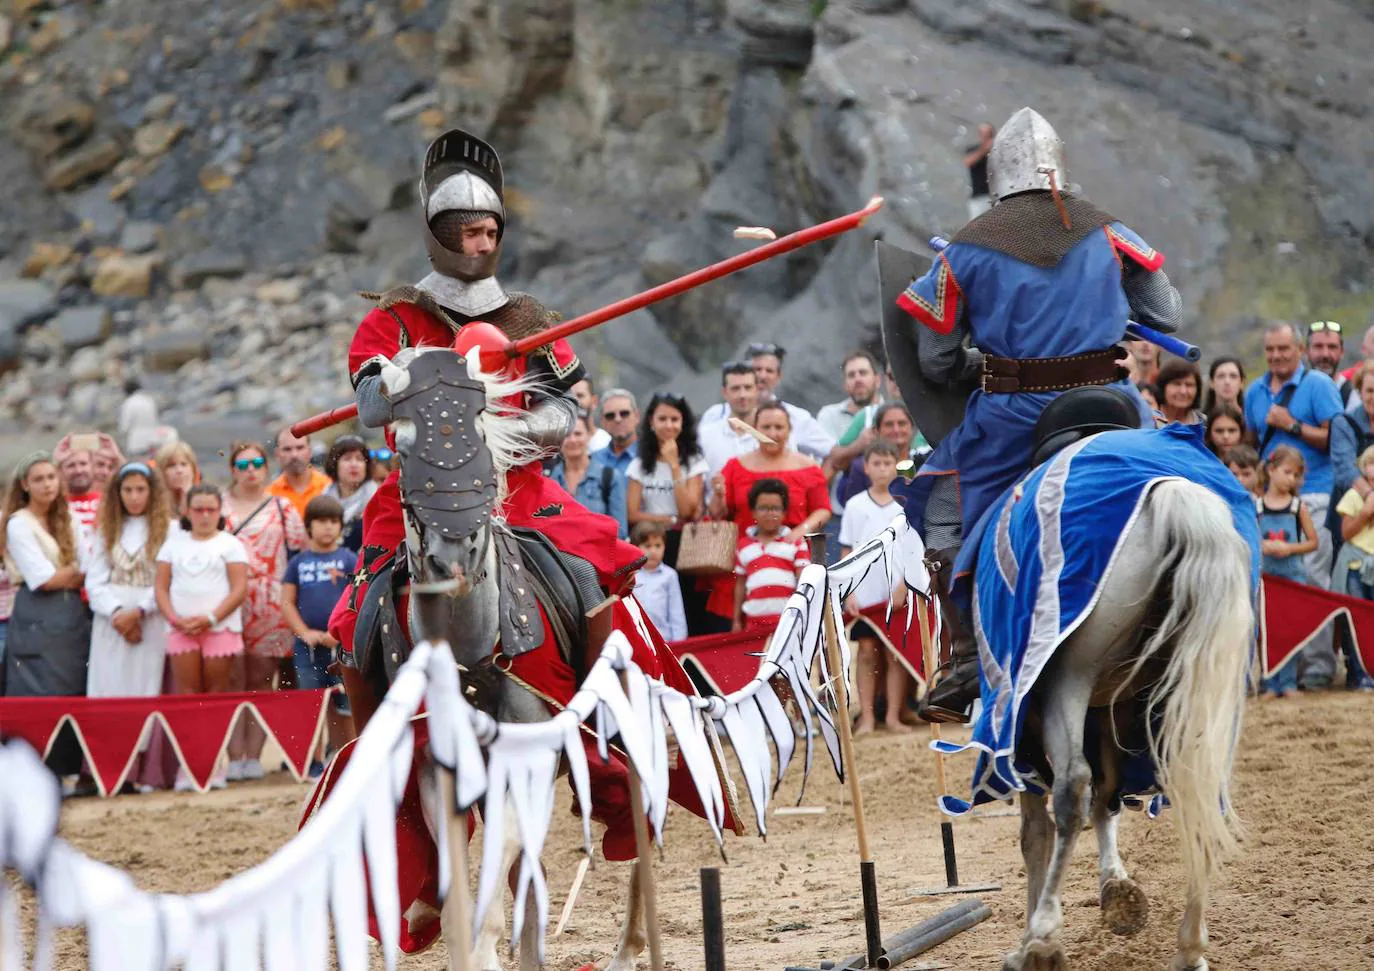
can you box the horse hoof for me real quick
[1100,877,1150,936]
[1004,938,1067,971]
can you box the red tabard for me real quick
[329,299,644,650]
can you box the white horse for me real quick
[1001,478,1253,971]
[371,346,646,971]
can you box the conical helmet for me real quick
[988,107,1067,201]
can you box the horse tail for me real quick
[1133,479,1254,900]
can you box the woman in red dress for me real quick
[704,402,832,623]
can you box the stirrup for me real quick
[917,657,978,725]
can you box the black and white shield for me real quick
[876,240,973,448]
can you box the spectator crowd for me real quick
[4,317,1373,795]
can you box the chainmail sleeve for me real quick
[354,373,393,428]
[1122,264,1182,333]
[917,312,983,384]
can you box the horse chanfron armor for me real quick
[388,351,496,543]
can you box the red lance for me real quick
[290,196,884,437]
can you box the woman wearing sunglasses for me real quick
[367,447,394,484]
[222,441,307,781]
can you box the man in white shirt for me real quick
[572,377,612,452]
[700,362,762,479]
[817,350,883,443]
[700,343,836,464]
[118,378,161,457]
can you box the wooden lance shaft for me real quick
[808,534,883,968]
[619,668,666,971]
[916,597,951,799]
[288,197,885,439]
[916,595,960,887]
[437,764,476,971]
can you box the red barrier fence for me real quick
[0,576,1366,798]
[0,689,332,795]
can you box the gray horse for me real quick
[994,477,1253,971]
[374,346,647,971]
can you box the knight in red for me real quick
[328,129,643,672]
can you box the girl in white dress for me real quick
[86,462,173,697]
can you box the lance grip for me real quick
[926,235,1200,362]
[290,403,359,438]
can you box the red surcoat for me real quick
[328,297,644,654]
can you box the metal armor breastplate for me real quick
[415,272,509,318]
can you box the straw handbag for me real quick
[674,519,738,575]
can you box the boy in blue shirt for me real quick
[283,495,358,777]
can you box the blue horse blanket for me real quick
[936,424,1261,815]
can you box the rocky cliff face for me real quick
[1,0,1371,462]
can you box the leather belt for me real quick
[981,347,1127,394]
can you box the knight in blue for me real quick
[895,108,1183,723]
[935,388,1261,815]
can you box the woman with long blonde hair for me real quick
[1,453,89,699]
[154,441,200,517]
[86,462,173,698]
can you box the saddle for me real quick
[352,526,610,712]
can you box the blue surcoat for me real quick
[936,424,1261,814]
[897,219,1162,544]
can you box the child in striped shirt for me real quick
[733,479,811,632]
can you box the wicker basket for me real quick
[674,520,738,575]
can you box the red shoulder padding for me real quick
[896,254,963,335]
[1105,226,1165,272]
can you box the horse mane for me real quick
[466,354,546,509]
[388,346,545,513]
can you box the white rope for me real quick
[0,520,932,970]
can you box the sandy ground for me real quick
[18,689,1374,970]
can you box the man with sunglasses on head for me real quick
[699,342,837,464]
[1305,320,1352,404]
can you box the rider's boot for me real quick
[916,547,981,724]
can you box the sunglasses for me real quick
[233,456,267,471]
[369,448,394,461]
[603,409,634,421]
[747,342,784,359]
[1308,321,1342,334]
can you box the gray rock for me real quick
[43,137,123,192]
[69,382,102,420]
[50,305,113,351]
[119,221,161,254]
[14,85,96,160]
[175,250,247,289]
[142,93,179,123]
[143,328,211,372]
[67,185,126,241]
[68,346,104,382]
[0,280,59,330]
[21,325,63,363]
[175,414,273,467]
